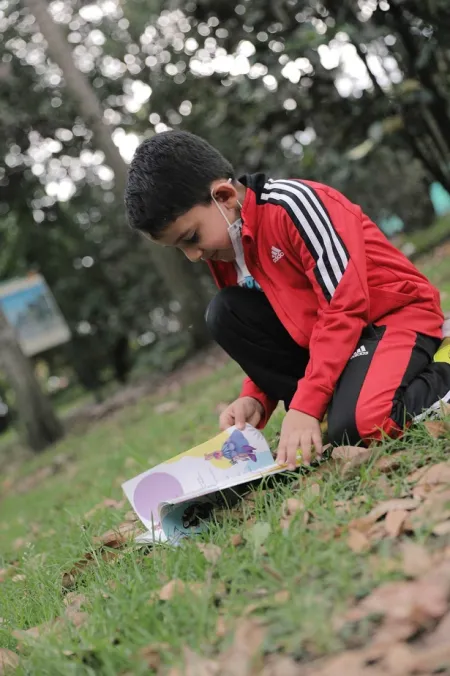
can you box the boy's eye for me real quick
[184,232,199,245]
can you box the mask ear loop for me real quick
[210,178,242,225]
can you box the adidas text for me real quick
[350,345,369,360]
[271,246,284,263]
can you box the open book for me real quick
[122,424,293,545]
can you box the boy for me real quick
[125,130,450,469]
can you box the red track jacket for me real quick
[208,174,444,427]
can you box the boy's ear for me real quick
[210,179,238,204]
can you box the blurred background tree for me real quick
[0,0,449,448]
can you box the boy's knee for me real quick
[327,407,360,447]
[205,287,241,339]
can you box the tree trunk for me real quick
[0,308,64,452]
[23,0,211,349]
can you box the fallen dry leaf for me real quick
[84,498,125,519]
[274,589,290,604]
[154,400,179,415]
[350,497,420,533]
[408,461,450,486]
[93,521,142,548]
[373,475,395,496]
[0,569,11,583]
[230,533,244,547]
[347,529,370,553]
[196,543,222,565]
[309,482,321,496]
[384,509,407,537]
[13,619,64,650]
[11,574,26,583]
[182,646,219,676]
[139,643,170,670]
[331,445,374,476]
[374,451,409,474]
[433,520,450,536]
[0,648,19,673]
[260,654,302,676]
[158,579,186,601]
[12,538,28,551]
[219,617,267,676]
[424,420,450,439]
[401,541,433,577]
[280,498,309,530]
[343,558,450,636]
[63,592,88,627]
[62,549,121,590]
[409,488,450,531]
[215,615,228,639]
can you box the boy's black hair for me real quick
[125,130,234,237]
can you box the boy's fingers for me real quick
[249,410,261,428]
[301,434,312,466]
[286,434,299,469]
[312,430,323,457]
[276,435,287,465]
[234,405,246,430]
[219,408,235,431]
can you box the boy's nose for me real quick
[184,247,203,263]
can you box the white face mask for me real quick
[210,179,242,232]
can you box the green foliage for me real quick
[0,0,449,397]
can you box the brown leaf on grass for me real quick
[158,579,186,601]
[374,451,409,474]
[401,541,433,577]
[384,509,407,537]
[0,569,11,583]
[124,510,138,523]
[63,593,88,627]
[138,643,170,670]
[215,615,228,639]
[331,446,374,476]
[13,620,63,650]
[93,521,142,548]
[0,648,19,673]
[408,461,450,486]
[433,520,450,535]
[309,482,321,496]
[154,400,179,415]
[230,533,244,547]
[373,475,394,497]
[11,574,26,583]
[196,543,222,565]
[347,529,370,553]
[182,647,220,676]
[409,488,450,531]
[274,590,290,604]
[350,498,420,533]
[280,498,309,530]
[343,559,450,638]
[62,547,122,589]
[260,654,302,676]
[219,617,267,676]
[12,538,27,551]
[424,420,450,439]
[84,498,126,519]
[313,649,382,676]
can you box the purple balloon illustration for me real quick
[133,472,184,523]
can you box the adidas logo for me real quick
[271,246,284,263]
[351,345,369,360]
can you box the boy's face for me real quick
[148,180,245,263]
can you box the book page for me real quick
[122,424,274,535]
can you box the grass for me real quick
[0,360,449,675]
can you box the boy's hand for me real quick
[219,396,264,431]
[276,410,322,469]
